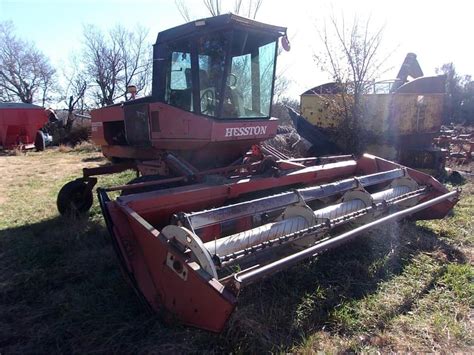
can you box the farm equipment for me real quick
[434,125,473,165]
[58,15,459,332]
[0,103,53,150]
[294,53,447,173]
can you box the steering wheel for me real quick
[200,89,215,115]
[227,73,238,87]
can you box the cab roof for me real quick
[155,13,287,44]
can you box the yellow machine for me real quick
[294,54,446,172]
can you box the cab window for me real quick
[165,41,193,111]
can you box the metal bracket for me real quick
[166,252,188,281]
[293,188,307,206]
[162,225,218,279]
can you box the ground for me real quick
[0,146,472,353]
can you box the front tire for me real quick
[57,179,93,216]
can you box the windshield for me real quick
[198,30,277,119]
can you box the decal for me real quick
[224,126,268,137]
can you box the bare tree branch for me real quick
[234,0,243,14]
[203,0,221,16]
[0,21,56,104]
[176,0,264,20]
[175,0,192,22]
[313,12,389,153]
[81,24,151,106]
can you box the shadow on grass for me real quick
[81,156,105,163]
[222,221,467,350]
[0,149,22,157]
[0,215,467,353]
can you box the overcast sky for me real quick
[1,0,472,102]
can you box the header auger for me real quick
[57,14,459,332]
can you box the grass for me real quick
[0,147,472,353]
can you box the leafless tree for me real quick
[273,74,292,103]
[235,0,263,19]
[66,76,87,115]
[82,24,151,106]
[60,56,88,130]
[39,65,57,107]
[176,0,264,21]
[0,21,56,104]
[203,0,221,16]
[436,63,474,124]
[175,0,192,22]
[314,13,389,153]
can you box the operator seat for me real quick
[227,86,245,117]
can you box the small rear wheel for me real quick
[57,179,93,216]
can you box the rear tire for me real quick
[34,130,45,151]
[57,179,93,216]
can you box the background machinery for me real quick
[0,103,53,150]
[57,15,459,332]
[293,53,447,173]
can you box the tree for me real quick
[175,0,192,22]
[459,79,474,125]
[202,0,263,18]
[272,96,298,125]
[175,0,264,21]
[65,65,88,115]
[0,21,56,104]
[314,13,389,153]
[435,63,474,124]
[61,56,88,131]
[82,24,151,106]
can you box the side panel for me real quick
[123,103,151,146]
[0,108,47,148]
[300,93,345,129]
[148,103,277,144]
[301,92,444,137]
[211,118,278,141]
[149,103,212,141]
[108,201,236,332]
[91,105,125,146]
[391,94,444,135]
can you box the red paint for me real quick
[90,101,278,166]
[0,103,48,149]
[102,154,458,332]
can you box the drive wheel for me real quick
[57,179,93,216]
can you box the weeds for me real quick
[58,141,99,154]
[71,141,101,153]
[58,144,73,153]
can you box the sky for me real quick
[1,0,473,104]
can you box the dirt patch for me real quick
[0,148,106,228]
[0,148,104,185]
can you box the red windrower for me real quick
[56,14,460,332]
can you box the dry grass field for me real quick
[0,146,472,353]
